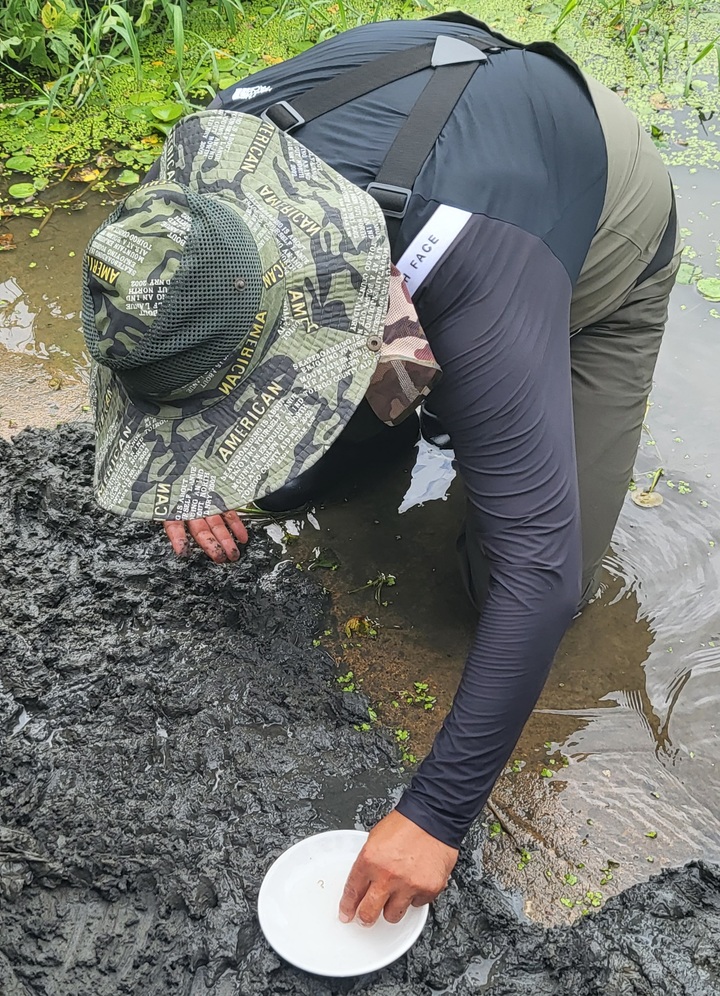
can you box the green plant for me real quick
[0,0,250,113]
[517,848,532,871]
[0,0,82,74]
[337,670,356,692]
[394,728,417,764]
[400,681,436,711]
[550,0,720,93]
[264,0,383,46]
[348,571,396,605]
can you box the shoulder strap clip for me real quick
[366,182,412,219]
[262,100,306,133]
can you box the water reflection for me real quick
[0,277,37,354]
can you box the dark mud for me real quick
[1,426,720,996]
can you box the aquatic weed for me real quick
[348,571,396,606]
[400,680,437,710]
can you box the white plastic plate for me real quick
[257,829,429,977]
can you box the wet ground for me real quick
[3,162,718,926]
[2,424,720,995]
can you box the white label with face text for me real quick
[396,204,473,296]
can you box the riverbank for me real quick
[1,0,719,193]
[2,38,720,926]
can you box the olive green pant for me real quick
[458,246,681,611]
[457,72,682,610]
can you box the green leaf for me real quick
[116,169,141,185]
[150,122,175,138]
[645,830,658,839]
[564,873,578,886]
[5,154,36,172]
[115,148,157,167]
[676,262,699,285]
[560,898,575,908]
[8,183,37,199]
[129,90,166,105]
[114,149,139,165]
[697,277,720,301]
[540,767,554,778]
[122,105,152,123]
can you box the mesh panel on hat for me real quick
[83,190,265,398]
[124,190,264,397]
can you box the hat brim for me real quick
[91,111,391,520]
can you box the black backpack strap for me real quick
[368,36,487,230]
[261,42,437,133]
[263,35,490,241]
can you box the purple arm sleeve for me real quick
[395,216,583,849]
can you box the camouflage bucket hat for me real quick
[82,109,391,520]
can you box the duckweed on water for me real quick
[697,277,720,300]
[1,0,719,183]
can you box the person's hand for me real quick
[163,511,248,563]
[338,810,458,926]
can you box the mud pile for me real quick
[1,426,719,996]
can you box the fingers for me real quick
[222,510,249,545]
[338,860,371,924]
[187,518,230,563]
[355,884,391,927]
[339,855,414,928]
[168,512,248,563]
[164,520,190,557]
[411,893,435,908]
[382,893,413,924]
[204,514,242,562]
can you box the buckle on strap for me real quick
[366,182,412,219]
[261,100,306,132]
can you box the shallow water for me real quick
[1,164,719,925]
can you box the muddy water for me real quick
[1,163,719,941]
[0,186,103,436]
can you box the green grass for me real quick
[550,0,720,96]
[1,0,719,177]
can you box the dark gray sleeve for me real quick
[395,216,582,849]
